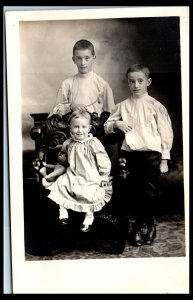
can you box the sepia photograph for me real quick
[5,6,189,293]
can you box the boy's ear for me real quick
[147,77,152,86]
[72,56,75,64]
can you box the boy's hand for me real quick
[114,121,132,133]
[160,159,168,175]
[70,104,87,112]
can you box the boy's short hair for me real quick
[69,110,91,124]
[73,39,95,56]
[126,64,151,78]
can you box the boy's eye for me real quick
[138,79,144,83]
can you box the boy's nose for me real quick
[81,58,86,65]
[134,81,139,87]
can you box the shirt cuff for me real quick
[161,151,171,160]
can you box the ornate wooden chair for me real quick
[28,111,128,256]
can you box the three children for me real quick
[43,39,173,246]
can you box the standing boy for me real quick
[104,64,173,246]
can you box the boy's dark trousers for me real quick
[121,150,161,227]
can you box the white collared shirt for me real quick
[104,93,173,159]
[51,71,115,116]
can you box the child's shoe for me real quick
[80,224,91,233]
[59,218,69,226]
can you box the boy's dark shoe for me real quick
[133,231,143,247]
[144,224,156,245]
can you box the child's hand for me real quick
[160,159,168,175]
[114,121,132,133]
[70,104,87,112]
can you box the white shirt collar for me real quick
[76,70,93,79]
[131,92,149,101]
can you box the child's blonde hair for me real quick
[69,110,91,124]
[126,64,151,78]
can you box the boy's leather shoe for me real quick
[144,225,156,245]
[133,231,142,247]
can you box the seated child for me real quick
[42,110,112,233]
[104,64,173,246]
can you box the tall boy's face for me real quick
[72,49,96,74]
[127,71,152,98]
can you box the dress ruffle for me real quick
[46,136,112,213]
[48,182,112,213]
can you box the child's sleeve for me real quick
[156,103,174,159]
[91,138,111,182]
[57,150,68,166]
[102,83,115,113]
[57,139,70,164]
[104,103,122,134]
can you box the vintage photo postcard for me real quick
[5,6,189,293]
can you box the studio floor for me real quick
[25,214,186,261]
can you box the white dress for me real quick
[47,134,112,213]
